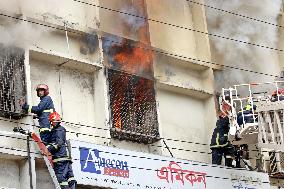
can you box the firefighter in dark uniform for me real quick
[237,104,257,126]
[271,88,284,102]
[210,102,234,167]
[47,112,76,189]
[21,84,54,144]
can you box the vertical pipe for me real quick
[240,99,245,129]
[229,87,233,107]
[27,135,34,189]
[275,81,280,102]
[64,22,70,54]
[102,67,116,145]
[58,70,64,118]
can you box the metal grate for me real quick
[0,46,26,119]
[108,69,159,144]
[269,151,284,178]
[280,151,284,170]
[269,151,278,174]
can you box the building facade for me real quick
[0,0,271,188]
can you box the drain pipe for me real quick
[27,134,34,189]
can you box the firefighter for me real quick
[21,84,55,144]
[47,112,76,189]
[271,88,284,102]
[237,103,257,126]
[210,102,234,167]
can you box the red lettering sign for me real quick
[157,161,207,188]
[104,167,129,178]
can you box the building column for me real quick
[19,146,36,189]
[20,47,37,189]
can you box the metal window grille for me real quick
[108,69,159,144]
[0,47,26,119]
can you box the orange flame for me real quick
[115,116,122,129]
[110,0,154,131]
[112,41,153,76]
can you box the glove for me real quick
[22,103,29,111]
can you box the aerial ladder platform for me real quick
[221,81,284,178]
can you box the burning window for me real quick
[108,69,159,144]
[0,46,26,119]
[103,32,159,143]
[103,35,154,80]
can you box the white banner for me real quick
[70,140,270,189]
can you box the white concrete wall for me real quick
[154,53,213,94]
[35,160,55,189]
[146,0,197,57]
[278,14,284,71]
[146,0,211,62]
[156,89,210,162]
[0,159,20,189]
[153,45,215,163]
[99,0,150,42]
[1,0,99,32]
[29,55,108,145]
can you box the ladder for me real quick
[31,133,61,189]
[13,127,61,189]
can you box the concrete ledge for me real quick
[157,81,213,99]
[0,131,42,158]
[29,47,102,73]
[0,147,27,159]
[153,46,221,70]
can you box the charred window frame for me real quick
[0,46,26,119]
[107,69,160,144]
[103,34,160,144]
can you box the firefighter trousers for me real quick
[211,146,234,167]
[54,161,76,189]
[38,119,51,144]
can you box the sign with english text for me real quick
[70,140,270,189]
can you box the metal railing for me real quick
[221,81,284,145]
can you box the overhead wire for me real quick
[0,2,283,184]
[0,11,282,163]
[186,0,284,29]
[72,0,284,52]
[0,134,272,185]
[0,108,273,156]
[0,117,281,164]
[0,12,282,80]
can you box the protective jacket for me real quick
[23,95,55,130]
[210,116,230,149]
[47,123,70,162]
